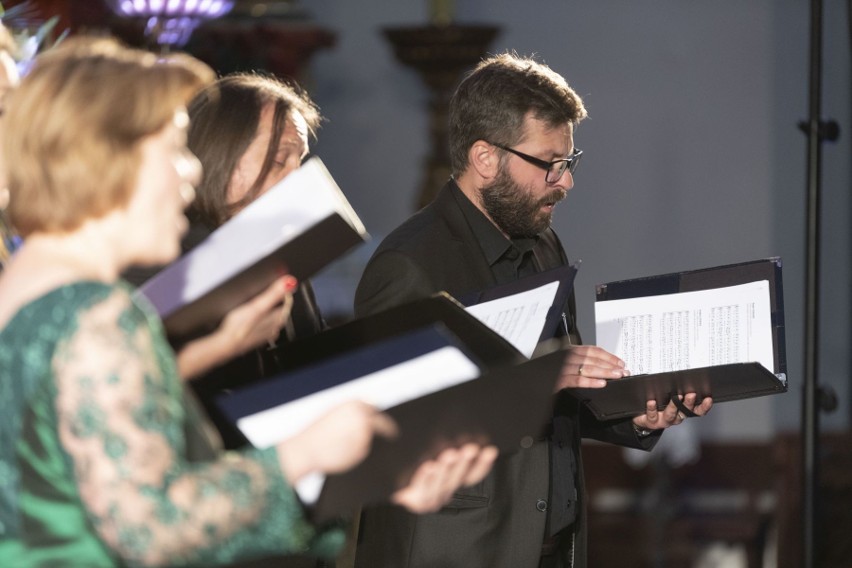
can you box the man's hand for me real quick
[633,393,713,431]
[554,345,629,391]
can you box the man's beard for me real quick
[480,166,566,238]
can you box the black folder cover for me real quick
[313,347,565,521]
[216,325,475,424]
[214,294,562,521]
[137,157,367,341]
[200,294,525,450]
[274,293,526,374]
[572,257,788,421]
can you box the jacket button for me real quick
[536,499,548,512]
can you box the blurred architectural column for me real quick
[384,23,499,209]
[186,1,335,81]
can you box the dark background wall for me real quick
[302,0,851,439]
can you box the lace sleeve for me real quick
[51,288,342,566]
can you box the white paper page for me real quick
[595,280,774,375]
[140,158,366,314]
[295,472,326,506]
[465,281,559,358]
[236,346,480,450]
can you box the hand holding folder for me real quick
[273,399,498,516]
[458,257,787,422]
[572,257,788,421]
[214,294,566,521]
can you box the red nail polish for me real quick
[283,275,298,292]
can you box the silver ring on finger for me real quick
[578,364,585,376]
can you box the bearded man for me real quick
[352,52,712,568]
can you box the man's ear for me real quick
[468,140,499,180]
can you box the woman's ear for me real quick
[468,140,499,181]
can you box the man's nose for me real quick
[553,170,574,191]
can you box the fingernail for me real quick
[283,275,298,292]
[611,369,623,377]
[596,380,607,387]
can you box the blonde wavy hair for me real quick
[2,36,213,236]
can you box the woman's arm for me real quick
[54,288,326,566]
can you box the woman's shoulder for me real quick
[0,280,156,347]
[5,280,126,321]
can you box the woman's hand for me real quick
[275,401,498,514]
[176,275,297,380]
[391,443,498,513]
[214,274,297,353]
[276,401,399,484]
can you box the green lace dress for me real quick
[0,281,343,567]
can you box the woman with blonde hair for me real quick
[0,38,495,567]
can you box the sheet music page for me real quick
[236,346,480,450]
[465,281,560,358]
[595,280,774,374]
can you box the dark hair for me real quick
[186,72,321,228]
[448,52,587,176]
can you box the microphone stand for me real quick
[800,0,840,566]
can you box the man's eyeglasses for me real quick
[489,142,583,183]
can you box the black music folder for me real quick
[571,257,788,421]
[136,157,367,340]
[214,294,564,521]
[458,261,579,348]
[274,293,526,374]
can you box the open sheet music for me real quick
[460,262,578,357]
[595,280,775,374]
[466,280,560,358]
[571,258,788,421]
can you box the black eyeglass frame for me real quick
[489,142,583,183]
